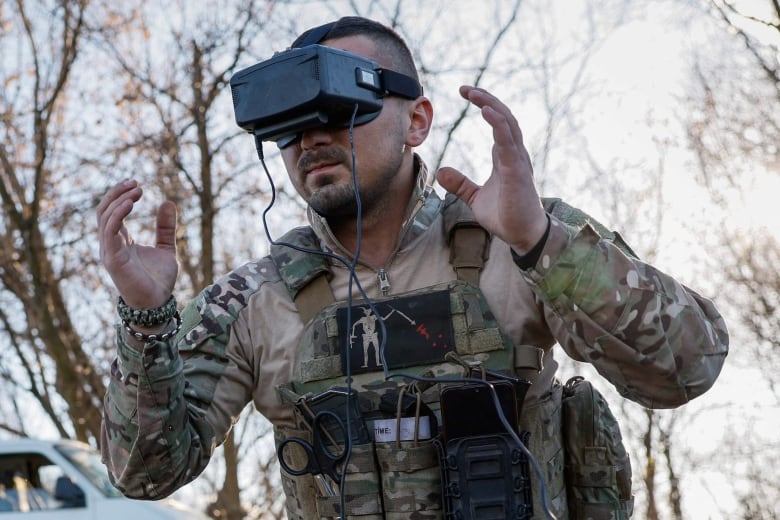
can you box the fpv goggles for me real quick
[229,44,423,148]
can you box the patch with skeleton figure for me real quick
[337,290,455,374]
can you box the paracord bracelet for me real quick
[122,310,182,343]
[117,295,177,327]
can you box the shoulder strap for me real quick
[442,194,491,286]
[270,226,334,323]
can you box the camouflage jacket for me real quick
[101,156,729,506]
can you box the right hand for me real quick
[437,86,548,255]
[96,179,178,310]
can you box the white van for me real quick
[0,438,209,519]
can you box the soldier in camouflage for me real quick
[96,16,729,519]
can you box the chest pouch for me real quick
[276,280,527,520]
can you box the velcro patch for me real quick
[337,290,454,374]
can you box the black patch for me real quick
[337,290,454,374]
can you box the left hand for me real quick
[437,86,548,254]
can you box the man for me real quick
[97,16,728,519]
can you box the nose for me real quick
[300,126,334,150]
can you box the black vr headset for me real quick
[229,26,423,149]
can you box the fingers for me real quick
[156,201,178,252]
[97,180,142,261]
[97,182,180,262]
[437,166,481,204]
[459,86,525,151]
[460,85,533,174]
[97,181,140,231]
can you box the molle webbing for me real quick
[276,280,519,520]
[285,280,517,396]
[271,199,545,388]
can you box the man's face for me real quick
[279,35,412,219]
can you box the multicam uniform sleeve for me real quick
[518,206,729,409]
[101,264,262,499]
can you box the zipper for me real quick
[315,193,428,298]
[378,268,391,296]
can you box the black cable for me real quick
[255,105,389,518]
[340,105,362,516]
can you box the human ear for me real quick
[405,96,433,147]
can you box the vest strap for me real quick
[514,344,544,379]
[294,273,335,324]
[449,224,490,286]
[443,195,491,286]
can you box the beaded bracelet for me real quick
[122,311,182,343]
[117,295,177,327]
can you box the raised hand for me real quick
[96,180,179,310]
[436,86,548,255]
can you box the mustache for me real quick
[297,148,349,174]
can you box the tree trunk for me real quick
[643,409,659,520]
[206,431,246,520]
[661,430,683,520]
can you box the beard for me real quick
[308,159,403,219]
[302,134,406,220]
[308,181,359,218]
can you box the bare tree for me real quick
[690,0,780,387]
[684,0,780,517]
[0,0,107,442]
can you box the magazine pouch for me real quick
[437,432,533,519]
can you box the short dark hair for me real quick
[291,17,419,82]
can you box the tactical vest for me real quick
[271,195,634,519]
